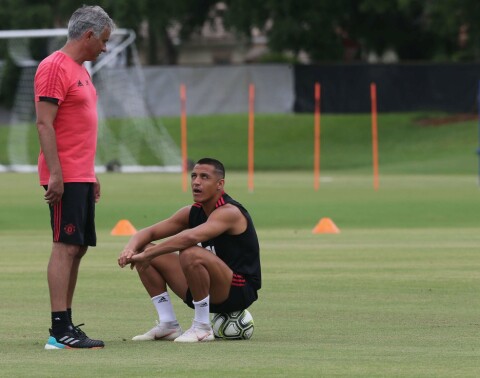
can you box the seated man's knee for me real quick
[179,246,204,267]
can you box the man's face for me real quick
[190,164,223,203]
[85,27,111,61]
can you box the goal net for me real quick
[0,28,181,173]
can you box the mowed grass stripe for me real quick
[1,172,480,376]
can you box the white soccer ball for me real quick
[211,309,254,340]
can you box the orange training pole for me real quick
[248,84,255,192]
[370,82,379,191]
[180,84,188,192]
[314,82,321,190]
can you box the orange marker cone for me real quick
[111,219,137,236]
[312,217,340,234]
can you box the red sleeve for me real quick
[34,55,69,105]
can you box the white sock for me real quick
[151,292,177,323]
[192,295,210,325]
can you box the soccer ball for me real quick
[211,309,254,340]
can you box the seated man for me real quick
[118,158,261,342]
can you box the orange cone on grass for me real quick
[312,217,340,234]
[111,219,137,236]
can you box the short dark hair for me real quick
[195,158,225,178]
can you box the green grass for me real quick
[1,112,478,173]
[148,112,480,173]
[1,112,480,376]
[1,172,480,377]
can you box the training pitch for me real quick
[1,171,480,377]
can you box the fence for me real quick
[294,63,480,113]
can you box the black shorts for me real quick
[44,183,97,246]
[184,273,258,313]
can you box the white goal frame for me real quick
[0,28,182,173]
[0,28,136,74]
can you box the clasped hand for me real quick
[118,248,151,271]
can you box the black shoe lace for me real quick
[73,323,87,338]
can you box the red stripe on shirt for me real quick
[231,273,246,287]
[46,53,64,98]
[215,196,225,208]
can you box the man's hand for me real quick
[118,248,137,269]
[44,174,63,204]
[129,249,153,272]
[94,176,101,203]
[118,243,154,270]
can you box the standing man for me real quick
[35,5,115,350]
[118,158,261,342]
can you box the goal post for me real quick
[0,28,181,173]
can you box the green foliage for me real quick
[257,52,299,64]
[224,0,346,61]
[1,0,480,63]
[223,0,480,62]
[354,0,436,60]
[427,0,480,61]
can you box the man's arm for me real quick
[129,204,246,268]
[118,206,192,268]
[36,100,63,204]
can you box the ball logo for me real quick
[64,224,76,235]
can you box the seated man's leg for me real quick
[174,246,233,343]
[138,252,188,300]
[179,245,233,304]
[131,252,186,341]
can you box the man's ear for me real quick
[84,30,94,40]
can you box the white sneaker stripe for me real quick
[59,336,79,344]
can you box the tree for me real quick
[427,0,480,61]
[222,0,480,63]
[351,0,438,61]
[2,0,480,64]
[108,0,218,65]
[223,0,346,62]
[223,0,440,62]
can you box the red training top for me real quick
[34,51,98,185]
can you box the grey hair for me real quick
[67,5,116,40]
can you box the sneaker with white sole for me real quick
[173,320,214,343]
[132,321,182,341]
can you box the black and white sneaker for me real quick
[44,325,104,350]
[72,323,88,337]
